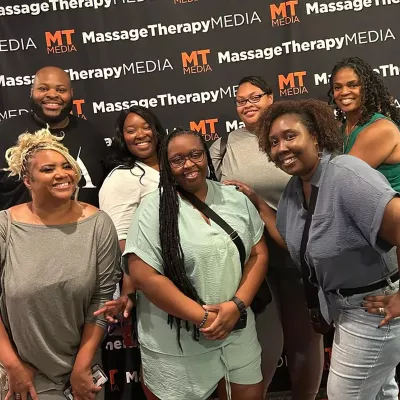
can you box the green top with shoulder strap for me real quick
[343,112,400,192]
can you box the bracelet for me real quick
[197,309,209,329]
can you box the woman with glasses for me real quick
[122,129,268,399]
[210,76,324,399]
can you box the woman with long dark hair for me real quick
[328,56,400,190]
[98,105,166,308]
[122,129,268,399]
[96,106,166,400]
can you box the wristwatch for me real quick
[231,296,247,314]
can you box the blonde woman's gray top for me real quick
[0,210,120,390]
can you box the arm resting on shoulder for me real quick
[258,201,287,250]
[129,254,209,326]
[234,237,268,308]
[223,180,287,249]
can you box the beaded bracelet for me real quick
[197,309,209,329]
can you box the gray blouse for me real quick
[0,211,120,389]
[277,151,398,292]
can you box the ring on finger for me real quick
[379,307,385,315]
[14,393,22,400]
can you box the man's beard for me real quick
[30,97,73,125]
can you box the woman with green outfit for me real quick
[328,56,400,190]
[122,129,268,400]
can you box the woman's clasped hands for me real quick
[200,301,241,341]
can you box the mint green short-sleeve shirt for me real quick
[124,180,264,356]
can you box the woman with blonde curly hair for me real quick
[0,129,120,400]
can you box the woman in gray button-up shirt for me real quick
[243,99,400,399]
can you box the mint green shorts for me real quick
[141,318,262,400]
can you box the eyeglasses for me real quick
[169,150,205,168]
[235,93,268,107]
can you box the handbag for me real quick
[300,185,333,335]
[177,187,272,315]
[0,211,12,400]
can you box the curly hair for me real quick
[4,128,81,182]
[158,128,217,349]
[257,99,343,161]
[328,57,400,125]
[106,106,166,174]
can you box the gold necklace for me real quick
[344,120,359,151]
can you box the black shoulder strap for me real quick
[300,152,342,309]
[299,185,320,309]
[177,187,246,268]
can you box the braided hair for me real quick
[328,57,400,125]
[158,129,217,349]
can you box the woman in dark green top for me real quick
[328,56,400,191]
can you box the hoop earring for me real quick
[315,142,323,160]
[207,166,211,178]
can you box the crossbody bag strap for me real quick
[177,187,246,268]
[299,151,342,309]
[299,185,320,309]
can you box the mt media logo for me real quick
[189,118,219,141]
[72,99,86,119]
[181,49,212,74]
[278,71,308,96]
[270,0,300,27]
[45,29,77,54]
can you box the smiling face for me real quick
[268,114,319,181]
[123,112,158,164]
[30,67,73,124]
[168,134,208,194]
[236,82,273,130]
[332,67,363,116]
[24,149,78,202]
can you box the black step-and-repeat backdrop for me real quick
[1,0,400,143]
[1,0,400,398]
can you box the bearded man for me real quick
[0,66,108,208]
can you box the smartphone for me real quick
[63,364,108,400]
